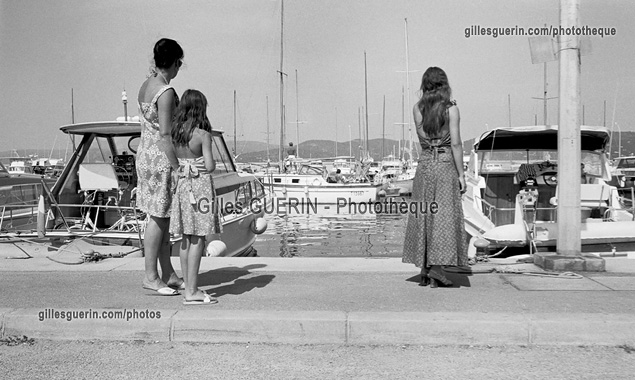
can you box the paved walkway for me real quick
[1,241,635,346]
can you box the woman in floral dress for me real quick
[137,38,184,295]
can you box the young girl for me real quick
[170,89,223,305]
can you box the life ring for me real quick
[250,217,268,234]
[206,240,227,257]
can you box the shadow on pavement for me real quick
[198,264,274,296]
[208,275,275,297]
[405,272,472,288]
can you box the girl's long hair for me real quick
[416,67,452,137]
[171,89,212,146]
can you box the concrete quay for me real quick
[1,246,635,347]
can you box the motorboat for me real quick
[610,156,635,195]
[1,121,268,257]
[259,162,381,205]
[7,157,35,176]
[373,155,414,196]
[0,161,56,231]
[463,125,635,252]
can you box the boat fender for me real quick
[378,189,387,197]
[473,238,490,249]
[312,178,320,186]
[250,217,268,235]
[206,240,227,257]
[304,185,309,194]
[36,194,47,238]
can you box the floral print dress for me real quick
[136,85,178,218]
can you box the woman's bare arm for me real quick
[157,89,179,169]
[201,130,216,173]
[448,105,466,192]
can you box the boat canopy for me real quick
[60,121,226,137]
[473,125,609,152]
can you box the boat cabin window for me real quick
[477,150,604,178]
[617,157,635,169]
[298,166,324,176]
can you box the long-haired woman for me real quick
[402,67,468,288]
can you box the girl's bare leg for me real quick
[183,235,206,300]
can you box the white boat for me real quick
[1,121,269,257]
[0,161,56,231]
[463,125,635,251]
[260,163,381,205]
[7,157,35,176]
[610,156,635,192]
[373,155,414,196]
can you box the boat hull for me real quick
[268,183,380,204]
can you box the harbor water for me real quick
[252,197,410,258]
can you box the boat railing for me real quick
[474,195,557,225]
[0,203,39,231]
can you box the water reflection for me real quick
[253,199,408,257]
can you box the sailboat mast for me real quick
[71,88,75,124]
[278,0,285,167]
[400,86,405,160]
[335,107,338,157]
[358,107,362,160]
[295,69,299,157]
[233,90,237,157]
[404,18,413,161]
[382,95,386,159]
[364,51,369,158]
[266,96,270,161]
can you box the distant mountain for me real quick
[236,138,415,162]
[3,131,633,166]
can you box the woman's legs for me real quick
[143,216,177,288]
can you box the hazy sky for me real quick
[1,0,633,156]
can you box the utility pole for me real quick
[557,0,581,257]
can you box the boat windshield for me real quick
[298,165,325,175]
[86,136,134,163]
[478,150,605,177]
[83,134,237,175]
[211,134,236,174]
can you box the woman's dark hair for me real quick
[416,67,452,137]
[172,89,212,147]
[153,38,184,69]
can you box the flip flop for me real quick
[143,285,180,296]
[167,278,186,290]
[183,293,218,305]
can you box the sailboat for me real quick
[259,2,381,204]
[374,19,417,197]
